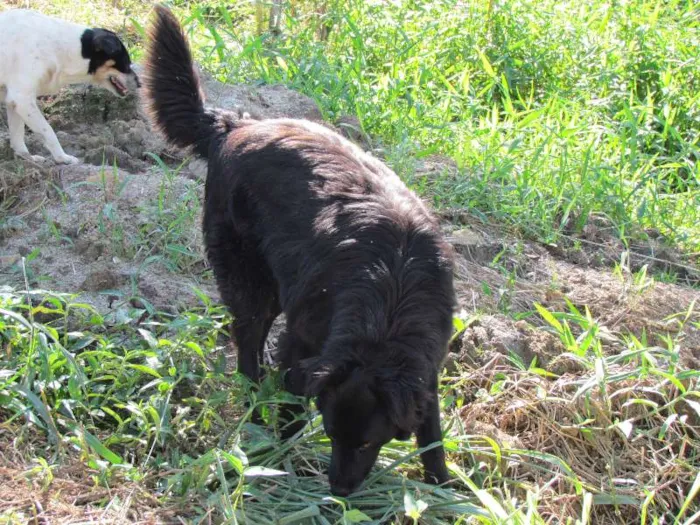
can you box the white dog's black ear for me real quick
[92,29,121,55]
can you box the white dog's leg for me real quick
[7,105,46,163]
[8,94,78,164]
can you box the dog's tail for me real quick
[143,5,235,158]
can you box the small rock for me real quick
[460,419,524,450]
[74,239,104,261]
[130,297,149,310]
[186,158,209,180]
[442,353,460,374]
[448,228,504,264]
[56,131,71,143]
[459,315,532,365]
[81,128,116,151]
[644,228,662,240]
[62,226,80,239]
[138,281,159,302]
[0,254,20,268]
[335,115,368,146]
[81,269,120,291]
[83,145,144,172]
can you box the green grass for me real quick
[166,0,700,252]
[1,285,698,523]
[0,287,493,523]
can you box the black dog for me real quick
[143,5,456,497]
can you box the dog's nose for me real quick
[330,485,352,497]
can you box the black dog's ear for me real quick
[375,356,434,433]
[379,380,423,432]
[93,29,121,55]
[301,356,354,397]
[283,364,307,397]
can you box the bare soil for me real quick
[446,219,700,366]
[0,65,326,317]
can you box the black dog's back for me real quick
[206,117,455,352]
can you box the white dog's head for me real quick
[82,28,140,97]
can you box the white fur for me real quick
[0,9,120,164]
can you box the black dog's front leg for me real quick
[416,389,450,485]
[277,330,315,439]
[233,314,276,425]
[278,365,310,439]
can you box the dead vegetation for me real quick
[0,425,180,524]
[452,350,699,523]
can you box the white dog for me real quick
[0,9,140,164]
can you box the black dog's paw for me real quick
[249,409,264,426]
[279,418,308,440]
[424,467,451,487]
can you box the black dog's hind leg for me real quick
[416,389,450,485]
[204,218,280,424]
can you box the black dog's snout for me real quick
[329,466,360,497]
[330,484,352,497]
[329,469,364,497]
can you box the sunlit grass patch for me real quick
[172,0,699,252]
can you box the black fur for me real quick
[143,5,456,496]
[142,10,236,157]
[80,28,136,82]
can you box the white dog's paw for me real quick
[54,154,80,165]
[16,152,47,164]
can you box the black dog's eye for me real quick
[359,442,371,451]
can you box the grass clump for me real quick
[2,286,699,523]
[0,287,490,523]
[454,300,700,522]
[6,1,698,251]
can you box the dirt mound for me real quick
[0,63,327,173]
[450,314,566,371]
[0,162,211,313]
[445,220,699,354]
[0,62,328,316]
[198,68,323,122]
